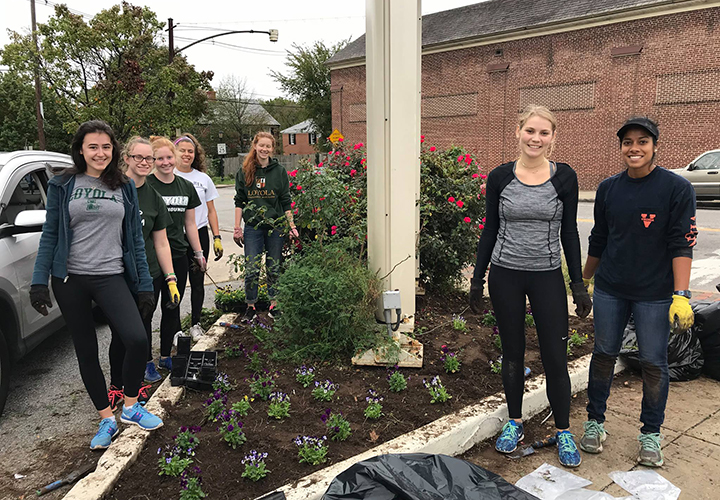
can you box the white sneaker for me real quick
[188,324,204,340]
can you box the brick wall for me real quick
[331,8,720,189]
[282,132,317,155]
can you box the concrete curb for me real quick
[62,313,235,500]
[266,355,625,500]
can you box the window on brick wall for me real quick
[519,82,595,111]
[309,133,317,145]
[289,134,296,145]
[656,70,720,105]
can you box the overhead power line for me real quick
[26,0,93,19]
[173,36,286,56]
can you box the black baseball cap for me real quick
[617,117,659,142]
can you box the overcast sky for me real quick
[1,0,481,101]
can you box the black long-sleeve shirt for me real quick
[588,167,697,301]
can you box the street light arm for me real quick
[174,30,276,55]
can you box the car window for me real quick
[0,171,47,226]
[693,152,720,171]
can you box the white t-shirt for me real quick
[174,168,219,229]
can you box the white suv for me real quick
[0,151,72,416]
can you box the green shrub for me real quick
[271,239,384,361]
[181,308,221,334]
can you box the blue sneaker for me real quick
[158,357,172,372]
[90,417,119,450]
[495,420,524,453]
[120,402,164,430]
[557,430,582,467]
[144,361,162,383]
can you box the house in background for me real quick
[281,119,319,155]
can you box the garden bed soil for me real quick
[108,294,594,500]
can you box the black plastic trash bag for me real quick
[691,301,720,380]
[321,453,540,500]
[620,314,704,382]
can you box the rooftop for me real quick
[281,119,319,135]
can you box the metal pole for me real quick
[30,0,46,150]
[168,18,174,64]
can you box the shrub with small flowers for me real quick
[202,390,227,422]
[294,435,329,465]
[231,395,253,417]
[490,358,503,374]
[440,345,461,374]
[224,341,244,359]
[157,445,193,477]
[321,408,352,441]
[217,409,246,449]
[212,372,233,393]
[247,370,277,401]
[364,389,384,419]
[422,375,452,404]
[241,450,270,482]
[245,344,263,373]
[312,379,338,402]
[569,329,588,348]
[525,309,535,327]
[267,391,291,419]
[482,310,497,327]
[452,314,467,332]
[179,467,206,500]
[386,365,408,392]
[174,426,201,455]
[295,365,316,387]
[493,328,502,352]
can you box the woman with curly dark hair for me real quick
[30,120,163,451]
[174,133,222,338]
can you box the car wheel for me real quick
[0,326,10,418]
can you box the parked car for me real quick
[0,150,73,416]
[672,149,720,199]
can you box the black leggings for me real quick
[159,256,189,356]
[52,274,147,410]
[109,273,166,387]
[488,265,571,429]
[185,225,210,325]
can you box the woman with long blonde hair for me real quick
[233,131,298,320]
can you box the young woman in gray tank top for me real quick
[469,105,592,468]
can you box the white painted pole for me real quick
[366,0,421,330]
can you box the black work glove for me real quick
[469,278,485,314]
[30,284,53,316]
[569,281,592,319]
[137,291,156,319]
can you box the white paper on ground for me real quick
[608,470,681,500]
[515,463,593,500]
[555,489,632,500]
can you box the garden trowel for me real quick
[507,435,557,459]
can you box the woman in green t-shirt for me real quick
[147,136,205,371]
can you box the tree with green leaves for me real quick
[0,2,212,143]
[270,40,348,148]
[260,97,308,132]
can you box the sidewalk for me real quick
[579,190,596,202]
[463,372,720,499]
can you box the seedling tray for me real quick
[170,350,217,390]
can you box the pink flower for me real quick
[338,137,344,142]
[296,185,302,190]
[331,225,337,235]
[350,169,357,176]
[480,174,487,180]
[472,173,479,178]
[420,135,425,143]
[318,161,324,167]
[312,207,319,213]
[361,158,366,163]
[464,154,472,165]
[478,223,485,230]
[353,142,364,149]
[293,209,298,215]
[291,202,296,208]
[456,200,464,208]
[448,196,455,203]
[319,197,325,201]
[429,146,436,152]
[334,151,341,156]
[289,169,298,177]
[457,155,464,163]
[289,181,293,187]
[482,217,486,222]
[464,217,471,223]
[357,189,362,194]
[344,162,350,167]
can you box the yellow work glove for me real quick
[583,277,592,288]
[166,280,180,310]
[213,235,223,261]
[669,295,694,331]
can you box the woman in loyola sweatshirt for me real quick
[233,132,299,320]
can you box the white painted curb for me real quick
[62,313,235,500]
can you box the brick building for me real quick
[280,119,320,155]
[327,0,720,189]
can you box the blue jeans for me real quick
[587,287,672,434]
[243,226,285,304]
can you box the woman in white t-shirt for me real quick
[174,133,222,338]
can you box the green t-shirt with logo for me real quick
[136,182,173,279]
[147,174,201,258]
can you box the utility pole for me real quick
[168,18,175,64]
[30,0,46,150]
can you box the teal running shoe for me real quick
[638,433,663,467]
[495,420,524,453]
[120,402,163,430]
[90,418,119,450]
[580,420,607,453]
[557,430,582,467]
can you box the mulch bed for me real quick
[109,294,594,500]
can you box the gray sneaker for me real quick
[580,420,607,453]
[638,433,664,467]
[189,323,204,340]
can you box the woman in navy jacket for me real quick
[30,120,163,450]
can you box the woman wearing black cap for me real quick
[579,117,697,467]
